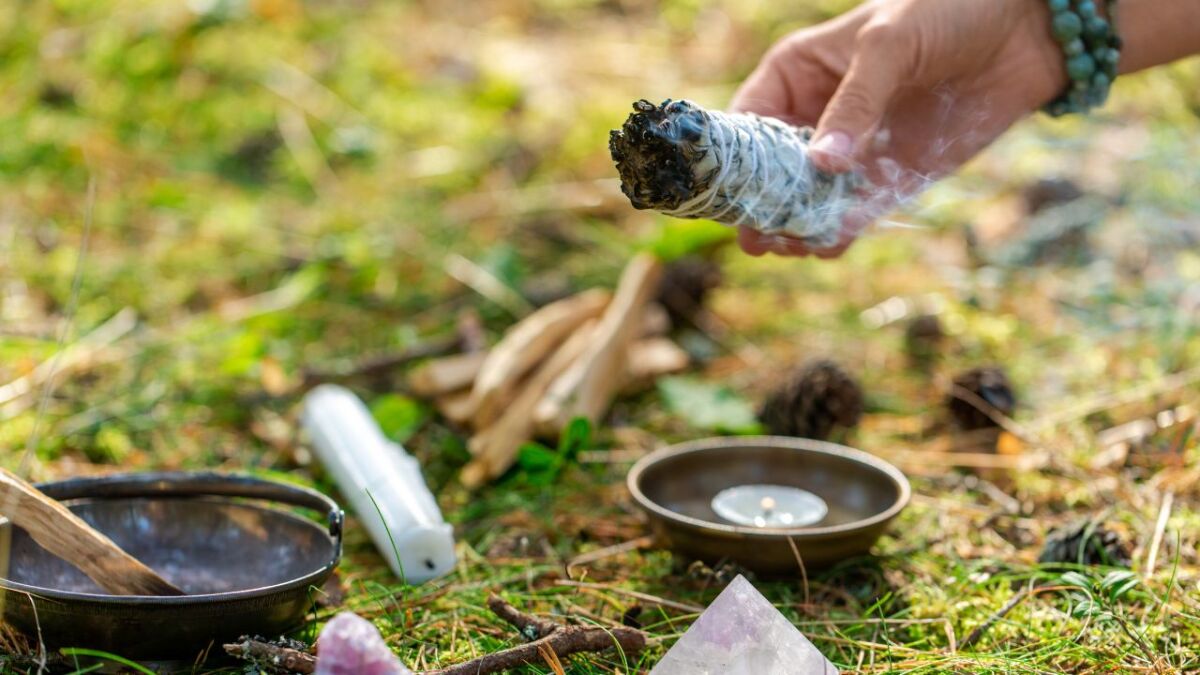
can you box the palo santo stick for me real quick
[436,390,477,426]
[410,351,489,398]
[639,302,671,338]
[468,289,610,428]
[624,337,689,390]
[533,336,689,437]
[412,302,671,403]
[437,335,687,435]
[0,469,184,596]
[534,254,664,432]
[461,322,597,488]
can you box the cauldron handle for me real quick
[36,472,344,556]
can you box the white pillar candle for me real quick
[302,384,456,583]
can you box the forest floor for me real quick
[2,0,1200,672]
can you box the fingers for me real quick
[736,225,861,259]
[730,45,829,127]
[730,55,794,121]
[811,21,908,173]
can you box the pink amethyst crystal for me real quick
[650,575,838,675]
[316,612,413,675]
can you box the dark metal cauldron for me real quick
[0,472,342,661]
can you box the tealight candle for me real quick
[711,484,828,528]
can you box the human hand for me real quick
[730,0,1068,257]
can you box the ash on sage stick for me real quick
[610,99,864,249]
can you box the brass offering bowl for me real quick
[628,436,910,573]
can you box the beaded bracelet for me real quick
[1042,0,1121,117]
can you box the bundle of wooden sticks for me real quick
[408,254,688,488]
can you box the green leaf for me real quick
[639,219,734,261]
[657,376,762,434]
[557,417,592,460]
[1100,570,1139,600]
[518,442,560,471]
[1059,571,1093,589]
[517,442,561,486]
[370,394,429,443]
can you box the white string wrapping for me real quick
[651,102,863,249]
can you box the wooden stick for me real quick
[1144,491,1175,575]
[438,337,686,437]
[444,253,536,318]
[876,448,1048,472]
[423,595,646,675]
[411,303,674,403]
[224,638,316,674]
[435,390,477,426]
[638,302,671,338]
[0,308,137,418]
[623,337,689,390]
[0,469,183,596]
[534,254,664,432]
[461,322,597,487]
[410,352,489,398]
[301,334,462,387]
[468,290,610,428]
[224,595,647,675]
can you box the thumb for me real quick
[811,26,905,173]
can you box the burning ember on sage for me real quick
[609,99,864,249]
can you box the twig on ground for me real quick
[959,584,1078,651]
[444,253,535,318]
[566,535,655,572]
[958,586,1033,650]
[424,594,645,675]
[223,637,317,674]
[1029,366,1200,432]
[485,594,562,639]
[1144,491,1175,575]
[0,307,137,418]
[556,579,705,614]
[948,384,1037,445]
[456,308,488,353]
[301,334,462,387]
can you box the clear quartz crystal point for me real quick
[651,575,838,675]
[316,612,414,675]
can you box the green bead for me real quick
[1092,72,1111,91]
[1066,53,1096,80]
[1045,100,1070,117]
[1065,38,1085,56]
[1048,0,1070,11]
[1085,17,1109,37]
[1103,48,1120,66]
[1077,0,1097,17]
[1087,86,1109,107]
[1052,11,1083,40]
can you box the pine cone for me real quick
[759,359,864,440]
[656,256,722,326]
[1039,520,1132,567]
[904,314,945,368]
[947,366,1016,430]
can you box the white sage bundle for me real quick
[609,99,864,249]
